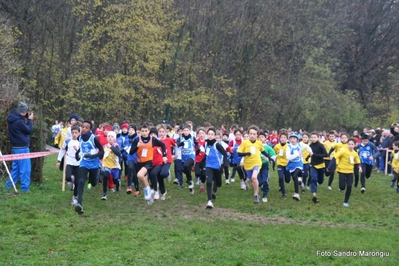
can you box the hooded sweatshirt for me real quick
[7,109,33,147]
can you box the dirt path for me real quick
[169,204,373,229]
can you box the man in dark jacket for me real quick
[5,102,34,192]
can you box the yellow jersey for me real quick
[237,139,264,170]
[301,141,311,164]
[273,143,288,167]
[334,148,360,174]
[54,127,68,148]
[391,150,399,171]
[103,145,121,169]
[323,140,336,160]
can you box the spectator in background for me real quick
[373,128,382,147]
[372,128,382,170]
[379,130,392,173]
[5,102,34,192]
[390,123,399,148]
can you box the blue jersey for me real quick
[358,142,378,166]
[116,134,125,151]
[180,136,195,162]
[126,135,139,163]
[231,140,242,165]
[205,144,222,169]
[286,143,304,172]
[79,134,100,169]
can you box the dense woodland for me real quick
[1,0,399,131]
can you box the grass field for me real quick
[1,155,398,265]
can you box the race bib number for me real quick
[349,156,354,164]
[184,142,188,149]
[206,147,210,156]
[395,153,398,160]
[279,149,284,156]
[104,151,110,158]
[200,145,205,152]
[125,146,131,154]
[250,146,256,155]
[141,148,148,158]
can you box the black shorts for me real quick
[136,161,153,171]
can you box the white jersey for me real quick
[57,139,80,166]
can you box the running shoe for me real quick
[292,193,300,201]
[75,203,84,214]
[206,200,214,209]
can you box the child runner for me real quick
[120,123,130,180]
[56,125,80,204]
[327,138,362,207]
[195,127,206,186]
[309,132,329,203]
[98,124,115,191]
[323,131,337,190]
[258,132,276,202]
[157,124,176,200]
[66,114,79,139]
[125,124,140,195]
[221,133,231,184]
[204,127,229,209]
[148,127,164,201]
[273,131,290,199]
[113,124,125,179]
[177,124,199,195]
[215,132,230,184]
[300,132,311,193]
[237,125,272,203]
[129,123,167,205]
[268,130,280,147]
[228,129,245,185]
[74,121,104,214]
[54,121,70,149]
[356,134,380,193]
[101,131,121,200]
[173,126,185,188]
[286,133,313,201]
[389,141,399,191]
[327,132,349,191]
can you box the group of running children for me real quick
[56,115,398,214]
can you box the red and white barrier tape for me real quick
[0,151,58,162]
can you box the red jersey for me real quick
[152,146,163,166]
[196,138,206,163]
[98,134,108,147]
[268,134,280,146]
[159,137,176,163]
[228,138,243,154]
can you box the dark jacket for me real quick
[310,141,328,166]
[380,136,392,157]
[7,109,33,147]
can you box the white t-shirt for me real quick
[57,139,80,166]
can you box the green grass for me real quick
[1,155,398,265]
